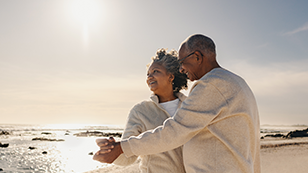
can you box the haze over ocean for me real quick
[1,1,308,129]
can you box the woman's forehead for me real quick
[148,62,164,70]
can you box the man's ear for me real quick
[195,51,203,64]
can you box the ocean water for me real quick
[260,124,308,137]
[1,124,307,173]
[0,124,123,173]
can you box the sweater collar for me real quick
[150,92,187,104]
[190,67,224,94]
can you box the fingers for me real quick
[98,148,112,154]
[95,137,116,154]
[93,151,106,162]
[99,144,114,154]
[93,142,122,164]
[96,137,116,147]
[93,151,100,160]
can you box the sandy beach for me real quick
[85,137,308,173]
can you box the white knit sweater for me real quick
[113,92,187,173]
[121,68,261,173]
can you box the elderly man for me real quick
[94,34,260,173]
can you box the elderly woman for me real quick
[97,48,188,172]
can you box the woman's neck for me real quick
[156,92,177,103]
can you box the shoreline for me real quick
[85,137,308,173]
[2,124,308,172]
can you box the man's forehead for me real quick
[178,44,187,59]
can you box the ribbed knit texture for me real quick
[121,68,261,173]
[113,93,187,173]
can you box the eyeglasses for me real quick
[178,50,203,65]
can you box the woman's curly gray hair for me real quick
[149,48,188,93]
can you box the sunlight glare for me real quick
[69,0,102,49]
[70,0,100,24]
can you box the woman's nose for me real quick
[147,73,153,78]
[146,75,152,82]
[179,65,185,73]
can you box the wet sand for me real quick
[85,138,308,173]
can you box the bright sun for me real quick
[70,0,100,24]
[69,0,102,47]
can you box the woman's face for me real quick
[146,62,174,95]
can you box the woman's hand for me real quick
[93,141,124,164]
[96,137,116,154]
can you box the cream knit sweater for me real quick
[113,93,187,173]
[121,68,261,173]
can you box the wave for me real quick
[0,123,124,132]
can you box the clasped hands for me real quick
[93,137,124,164]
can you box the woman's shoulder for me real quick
[131,99,157,111]
[128,100,162,120]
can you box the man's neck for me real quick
[198,63,221,80]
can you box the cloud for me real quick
[229,59,308,96]
[226,59,308,125]
[284,23,308,35]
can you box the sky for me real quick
[1,0,308,126]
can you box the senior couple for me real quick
[93,34,261,173]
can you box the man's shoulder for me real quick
[199,68,245,87]
[189,68,250,98]
[201,68,239,81]
[200,68,255,101]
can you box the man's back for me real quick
[181,68,260,172]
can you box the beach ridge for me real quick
[261,141,308,149]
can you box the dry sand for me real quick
[85,138,308,173]
[85,160,140,173]
[260,137,308,173]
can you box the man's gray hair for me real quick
[184,34,216,54]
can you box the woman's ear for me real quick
[169,74,175,83]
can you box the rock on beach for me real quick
[0,143,9,148]
[285,128,308,138]
[73,131,122,137]
[0,131,10,135]
[41,132,52,135]
[262,128,308,139]
[32,137,64,142]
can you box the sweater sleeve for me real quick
[113,107,144,166]
[121,81,228,157]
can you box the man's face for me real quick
[178,45,199,81]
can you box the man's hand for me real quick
[93,141,123,164]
